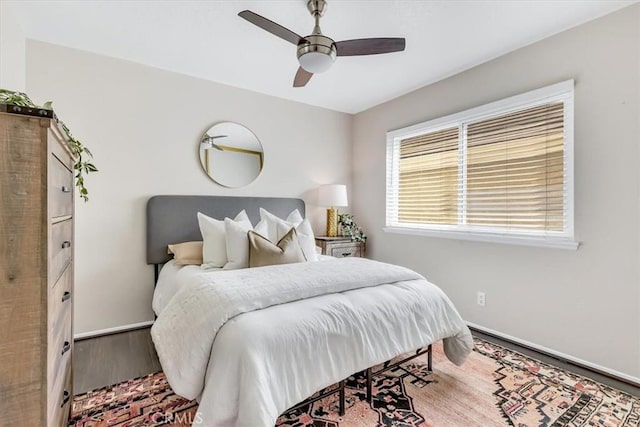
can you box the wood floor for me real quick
[73,327,640,397]
[74,327,161,394]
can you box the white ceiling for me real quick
[8,0,636,114]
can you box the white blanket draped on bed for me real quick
[151,257,473,427]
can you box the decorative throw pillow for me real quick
[275,219,318,262]
[223,217,254,270]
[254,218,269,237]
[167,241,203,265]
[258,208,304,242]
[248,228,307,268]
[198,210,251,269]
[259,208,318,262]
[286,209,304,225]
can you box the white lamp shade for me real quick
[318,184,348,207]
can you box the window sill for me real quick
[383,226,579,250]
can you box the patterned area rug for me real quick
[69,338,640,426]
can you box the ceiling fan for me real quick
[238,0,406,87]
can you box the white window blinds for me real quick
[398,127,459,225]
[466,102,565,232]
[386,80,575,248]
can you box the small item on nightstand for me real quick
[337,213,366,242]
[318,184,348,237]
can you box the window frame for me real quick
[385,80,578,250]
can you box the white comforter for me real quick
[151,258,473,427]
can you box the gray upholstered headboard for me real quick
[146,195,305,265]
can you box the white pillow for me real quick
[286,209,304,225]
[223,217,253,270]
[254,219,269,237]
[259,208,303,242]
[276,218,318,262]
[198,210,250,269]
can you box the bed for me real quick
[147,195,473,427]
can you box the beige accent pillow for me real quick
[248,228,307,268]
[167,241,203,265]
[275,218,318,262]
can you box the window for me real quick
[385,80,576,249]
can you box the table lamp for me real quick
[318,184,348,237]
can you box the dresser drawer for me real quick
[50,219,73,285]
[48,296,72,396]
[48,349,72,427]
[329,244,362,258]
[49,153,73,219]
[49,264,72,341]
[315,238,366,258]
[50,128,74,171]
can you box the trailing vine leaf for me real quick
[0,89,97,201]
[0,89,35,107]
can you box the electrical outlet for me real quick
[477,291,486,307]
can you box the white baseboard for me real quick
[467,321,640,386]
[74,320,154,341]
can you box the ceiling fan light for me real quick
[299,51,334,74]
[297,34,337,74]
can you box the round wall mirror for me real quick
[198,122,264,188]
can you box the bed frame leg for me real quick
[366,367,372,404]
[338,380,345,416]
[427,344,433,371]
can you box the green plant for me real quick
[0,89,97,201]
[338,213,366,242]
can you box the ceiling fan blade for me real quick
[335,38,406,56]
[238,10,303,45]
[293,67,313,87]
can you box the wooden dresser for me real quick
[0,111,75,426]
[315,236,366,258]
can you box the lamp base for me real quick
[326,207,338,237]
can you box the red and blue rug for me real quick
[69,338,640,426]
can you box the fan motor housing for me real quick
[297,35,337,73]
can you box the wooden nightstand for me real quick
[315,236,366,258]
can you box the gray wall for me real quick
[352,5,640,378]
[26,41,353,335]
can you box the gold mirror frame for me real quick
[198,122,264,188]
